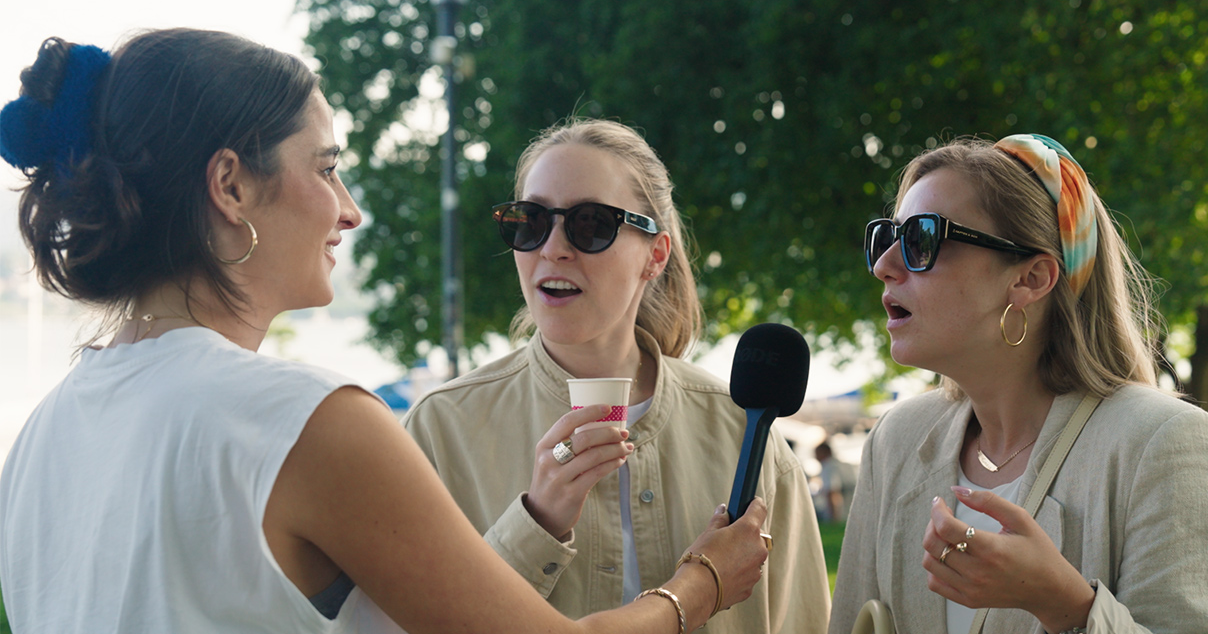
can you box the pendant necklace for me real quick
[976,435,1037,473]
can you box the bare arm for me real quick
[266,387,769,634]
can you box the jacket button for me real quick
[629,431,641,442]
[640,489,655,503]
[542,562,558,575]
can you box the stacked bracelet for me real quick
[676,551,724,618]
[637,587,686,634]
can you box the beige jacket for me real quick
[829,385,1208,634]
[405,329,830,633]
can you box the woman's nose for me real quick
[539,216,575,260]
[336,174,363,229]
[872,240,904,281]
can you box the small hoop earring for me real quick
[213,217,258,265]
[1000,303,1027,347]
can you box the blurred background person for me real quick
[813,440,857,523]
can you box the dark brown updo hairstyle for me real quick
[12,28,317,322]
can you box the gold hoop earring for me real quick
[1000,303,1027,347]
[213,217,258,265]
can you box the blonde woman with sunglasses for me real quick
[829,136,1208,634]
[405,119,831,634]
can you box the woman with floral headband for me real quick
[0,30,771,633]
[829,135,1208,634]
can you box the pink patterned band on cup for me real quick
[572,405,628,423]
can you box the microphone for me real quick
[727,323,810,522]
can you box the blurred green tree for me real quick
[301,0,1208,403]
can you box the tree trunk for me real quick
[1189,304,1208,410]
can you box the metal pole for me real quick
[433,0,465,378]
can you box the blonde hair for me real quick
[894,137,1160,398]
[507,119,701,358]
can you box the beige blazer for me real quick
[829,385,1208,634]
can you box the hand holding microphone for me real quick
[727,323,810,522]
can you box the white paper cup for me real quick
[568,378,632,431]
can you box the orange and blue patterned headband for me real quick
[994,134,1098,297]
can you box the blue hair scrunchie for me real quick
[0,44,111,172]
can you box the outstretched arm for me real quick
[267,387,770,634]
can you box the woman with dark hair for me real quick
[829,135,1208,634]
[0,30,768,633]
[404,119,830,634]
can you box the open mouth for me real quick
[886,302,912,319]
[540,279,582,299]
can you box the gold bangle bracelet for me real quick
[676,551,724,618]
[637,587,686,634]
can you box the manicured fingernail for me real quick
[951,486,973,498]
[932,496,940,505]
[716,503,727,514]
[620,429,630,439]
[625,443,635,452]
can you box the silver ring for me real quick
[552,439,575,465]
[965,526,976,540]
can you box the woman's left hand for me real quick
[922,487,1095,633]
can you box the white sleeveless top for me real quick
[0,328,404,633]
[946,471,1023,634]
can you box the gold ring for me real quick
[760,532,774,552]
[956,541,968,553]
[939,544,954,564]
[965,526,976,540]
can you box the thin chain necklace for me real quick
[976,434,1038,473]
[128,313,207,343]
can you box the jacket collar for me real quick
[524,327,669,440]
[893,390,1084,631]
[914,390,1086,497]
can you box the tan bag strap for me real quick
[968,393,1102,634]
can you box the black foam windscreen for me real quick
[729,323,810,415]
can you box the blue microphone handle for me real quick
[728,406,779,522]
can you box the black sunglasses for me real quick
[492,200,659,254]
[865,212,1040,273]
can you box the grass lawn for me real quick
[818,520,846,593]
[1,587,9,634]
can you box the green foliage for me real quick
[303,0,1208,377]
[1,585,10,634]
